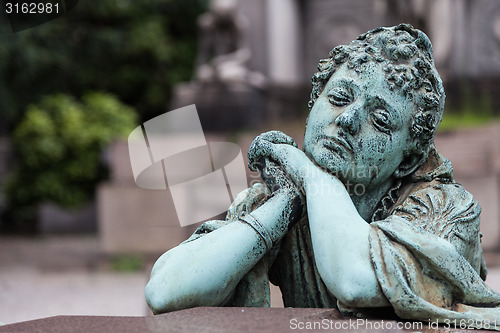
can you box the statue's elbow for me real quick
[145,279,180,314]
[145,280,165,314]
[145,276,201,314]
[333,279,390,308]
[331,278,379,308]
[334,282,363,308]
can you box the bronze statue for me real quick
[146,24,500,329]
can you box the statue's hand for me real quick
[248,131,297,162]
[248,131,305,230]
[249,131,317,190]
[248,131,299,193]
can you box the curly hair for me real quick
[308,24,445,157]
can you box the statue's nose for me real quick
[334,105,360,135]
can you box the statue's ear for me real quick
[394,152,424,179]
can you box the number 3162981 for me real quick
[6,2,59,14]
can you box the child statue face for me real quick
[303,61,417,190]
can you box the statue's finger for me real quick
[259,131,298,147]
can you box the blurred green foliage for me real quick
[439,91,500,132]
[111,254,144,273]
[0,0,208,132]
[4,92,137,215]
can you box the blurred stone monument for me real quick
[98,141,200,254]
[170,0,266,131]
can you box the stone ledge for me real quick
[0,307,494,333]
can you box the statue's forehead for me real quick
[325,62,391,92]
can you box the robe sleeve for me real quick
[369,183,500,329]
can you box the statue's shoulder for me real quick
[391,179,481,242]
[385,178,484,275]
[403,179,479,214]
[389,146,480,231]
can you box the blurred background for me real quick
[1,0,500,325]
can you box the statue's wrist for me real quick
[239,213,274,251]
[239,189,302,248]
[239,209,287,247]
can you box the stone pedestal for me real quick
[1,307,489,333]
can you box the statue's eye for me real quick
[328,88,352,106]
[371,108,391,134]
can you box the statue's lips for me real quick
[320,135,353,155]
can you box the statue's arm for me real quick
[145,188,296,314]
[303,172,390,308]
